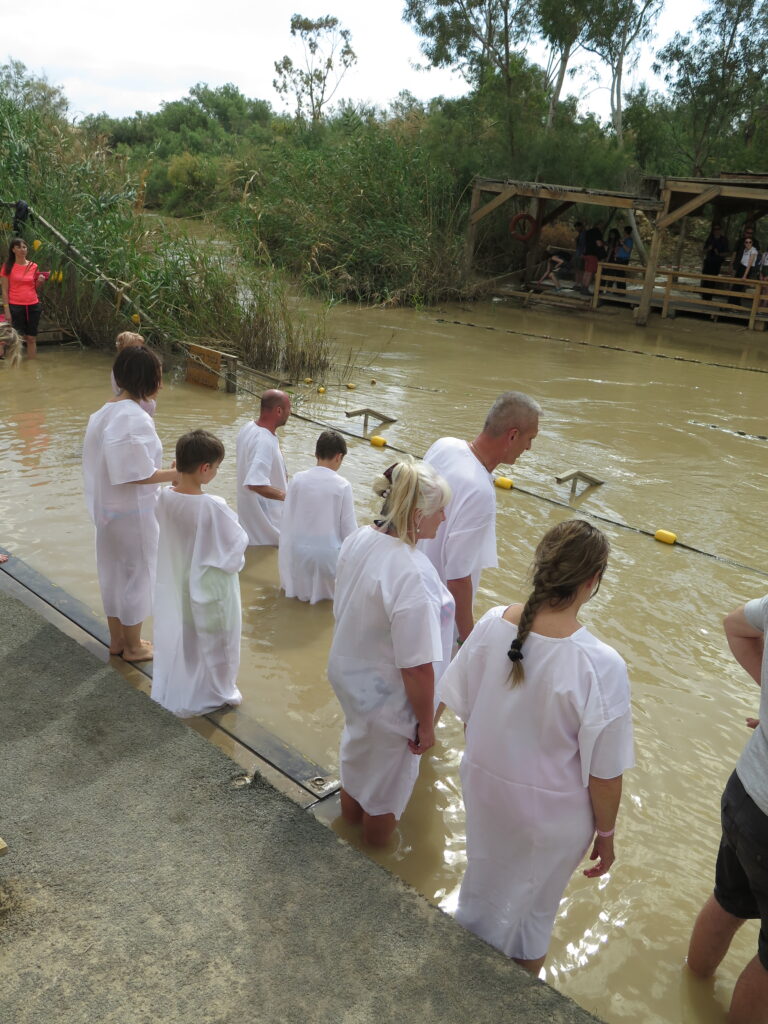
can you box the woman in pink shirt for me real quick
[1,238,48,359]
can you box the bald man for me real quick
[419,391,540,644]
[236,389,291,546]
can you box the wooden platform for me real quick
[500,263,768,330]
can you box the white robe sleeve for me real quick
[388,567,444,670]
[103,422,159,484]
[199,498,249,574]
[577,654,634,786]
[243,435,273,488]
[436,609,500,720]
[443,491,495,580]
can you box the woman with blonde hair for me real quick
[328,458,455,846]
[437,518,634,974]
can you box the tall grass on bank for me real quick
[223,118,470,306]
[0,62,331,377]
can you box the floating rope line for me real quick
[434,317,768,376]
[689,421,768,442]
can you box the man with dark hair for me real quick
[419,392,540,645]
[687,596,768,1024]
[279,429,356,603]
[236,389,291,546]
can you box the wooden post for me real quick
[222,354,238,393]
[524,198,545,286]
[591,263,602,309]
[662,271,675,318]
[636,186,670,326]
[748,280,762,330]
[463,182,483,277]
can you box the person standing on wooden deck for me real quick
[702,224,728,300]
[579,223,605,295]
[418,392,540,649]
[613,226,634,291]
[236,389,291,546]
[687,595,768,1024]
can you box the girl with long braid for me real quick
[437,519,634,974]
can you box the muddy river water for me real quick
[2,300,768,1022]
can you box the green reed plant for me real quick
[222,115,470,305]
[0,61,331,377]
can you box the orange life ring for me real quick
[509,212,539,243]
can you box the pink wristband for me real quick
[597,828,615,838]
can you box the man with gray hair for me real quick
[418,391,540,646]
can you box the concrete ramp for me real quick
[0,587,602,1024]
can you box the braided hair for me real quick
[508,519,610,685]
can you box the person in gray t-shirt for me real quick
[687,594,768,1024]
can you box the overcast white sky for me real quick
[3,0,703,122]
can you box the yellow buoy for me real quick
[304,378,313,384]
[494,476,513,490]
[317,386,326,394]
[370,435,387,447]
[32,239,42,251]
[654,529,677,545]
[346,383,356,390]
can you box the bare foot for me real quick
[0,553,8,564]
[108,647,124,656]
[122,642,154,663]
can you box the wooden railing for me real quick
[593,262,768,330]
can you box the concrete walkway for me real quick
[0,586,602,1024]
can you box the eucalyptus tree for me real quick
[582,0,663,144]
[273,14,357,123]
[534,0,600,129]
[654,0,768,175]
[402,0,537,156]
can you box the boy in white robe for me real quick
[151,430,249,718]
[236,389,291,546]
[279,430,357,603]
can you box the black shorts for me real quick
[714,771,768,970]
[9,302,42,337]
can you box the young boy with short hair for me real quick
[278,429,357,603]
[151,429,249,718]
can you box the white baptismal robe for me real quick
[437,608,634,961]
[418,436,498,599]
[328,527,455,818]
[151,489,248,718]
[236,421,287,546]
[83,400,162,625]
[278,466,357,603]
